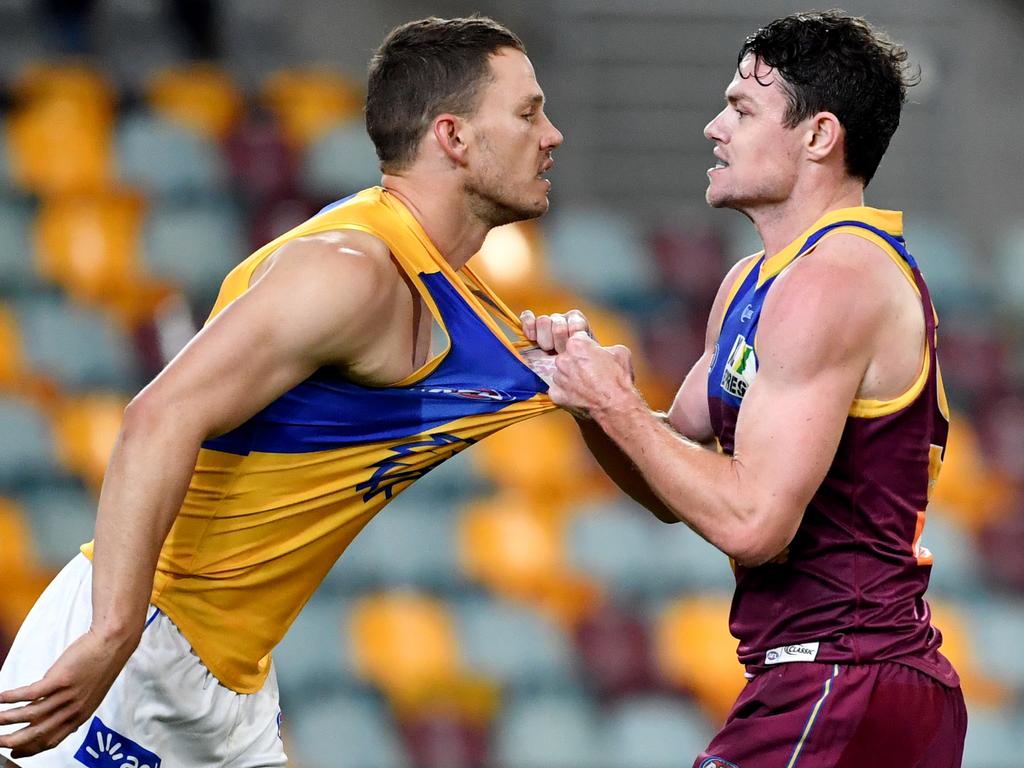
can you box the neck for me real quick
[749,178,866,257]
[382,172,490,271]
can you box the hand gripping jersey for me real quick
[707,207,958,686]
[83,188,555,692]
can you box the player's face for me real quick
[464,48,564,227]
[703,54,806,212]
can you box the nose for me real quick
[704,107,728,144]
[542,112,564,149]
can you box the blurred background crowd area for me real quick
[0,0,1022,766]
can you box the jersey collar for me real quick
[757,207,903,287]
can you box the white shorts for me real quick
[0,555,287,767]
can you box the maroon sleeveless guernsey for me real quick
[707,207,958,686]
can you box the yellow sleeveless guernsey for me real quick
[82,187,556,692]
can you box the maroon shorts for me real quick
[692,661,966,768]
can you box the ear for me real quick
[805,111,843,163]
[432,113,470,166]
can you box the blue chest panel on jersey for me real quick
[708,220,917,410]
[203,273,547,455]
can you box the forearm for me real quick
[576,416,678,524]
[591,397,769,564]
[89,404,203,651]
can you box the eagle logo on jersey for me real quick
[356,432,476,502]
[721,334,757,399]
[415,386,515,402]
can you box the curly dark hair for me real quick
[738,10,919,186]
[366,16,525,173]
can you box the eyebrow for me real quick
[519,94,545,110]
[726,92,755,108]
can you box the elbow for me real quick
[121,393,160,439]
[721,505,800,568]
[121,391,198,443]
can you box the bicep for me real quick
[731,254,879,542]
[732,351,861,528]
[667,350,714,442]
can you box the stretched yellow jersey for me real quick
[83,187,555,692]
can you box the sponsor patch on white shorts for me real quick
[74,716,161,767]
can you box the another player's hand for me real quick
[550,332,637,419]
[0,628,134,757]
[520,309,591,354]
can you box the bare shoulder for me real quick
[758,235,894,374]
[256,229,401,313]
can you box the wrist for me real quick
[590,386,647,431]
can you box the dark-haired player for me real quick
[527,10,966,766]
[0,16,562,765]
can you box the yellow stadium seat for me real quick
[0,498,37,575]
[928,600,1008,708]
[0,499,53,638]
[52,394,128,490]
[931,414,1013,533]
[7,98,112,195]
[457,491,604,628]
[349,592,461,704]
[470,411,606,507]
[459,491,566,599]
[261,69,363,148]
[653,596,747,723]
[0,304,27,389]
[12,62,115,115]
[34,192,171,325]
[147,64,244,139]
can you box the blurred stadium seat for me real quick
[0,195,41,294]
[51,393,127,491]
[147,64,243,139]
[544,206,656,309]
[7,97,112,195]
[141,195,245,310]
[572,602,658,700]
[327,494,461,591]
[469,411,599,507]
[34,191,170,323]
[301,120,382,198]
[653,595,746,723]
[960,705,1024,768]
[115,110,228,197]
[286,690,411,768]
[11,62,115,114]
[224,108,299,205]
[348,592,462,707]
[458,491,565,600]
[400,711,490,768]
[11,293,142,392]
[0,394,62,488]
[603,696,714,768]
[273,594,356,704]
[455,596,577,691]
[17,484,96,570]
[494,693,601,768]
[261,69,363,148]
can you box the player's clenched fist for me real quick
[520,308,591,354]
[549,332,636,418]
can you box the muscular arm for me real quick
[0,232,400,756]
[551,238,891,566]
[525,257,756,524]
